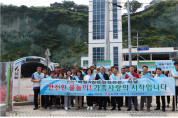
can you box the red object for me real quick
[125,72,139,79]
[76,85,82,91]
[69,85,75,91]
[59,69,67,73]
[48,84,54,90]
[55,84,60,91]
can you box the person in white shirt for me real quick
[170,61,178,111]
[110,67,122,111]
[120,68,126,80]
[31,66,46,110]
[64,70,73,111]
[84,68,95,110]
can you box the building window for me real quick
[113,47,118,67]
[93,0,105,40]
[83,60,88,67]
[93,47,105,64]
[113,0,118,39]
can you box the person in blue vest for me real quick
[119,68,126,107]
[140,66,153,112]
[110,67,123,111]
[125,66,139,111]
[31,66,46,110]
[170,61,178,111]
[154,68,166,112]
[95,67,109,110]
[73,70,84,110]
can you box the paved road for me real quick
[7,97,178,117]
[11,78,178,117]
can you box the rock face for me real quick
[1,6,88,67]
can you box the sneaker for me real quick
[87,106,90,110]
[90,106,93,110]
[162,108,166,112]
[64,107,68,111]
[140,108,144,111]
[68,106,72,109]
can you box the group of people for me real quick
[31,61,178,112]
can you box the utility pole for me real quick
[133,31,143,71]
[106,0,110,61]
[127,0,132,66]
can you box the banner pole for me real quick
[40,95,42,109]
[175,78,176,111]
[6,63,11,107]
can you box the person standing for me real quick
[31,66,46,110]
[71,68,76,107]
[73,70,84,110]
[64,70,73,111]
[45,71,58,110]
[110,67,123,111]
[140,66,153,112]
[119,68,126,106]
[169,61,178,111]
[154,68,166,112]
[95,67,109,110]
[57,72,64,109]
[84,68,95,110]
[125,66,139,111]
[164,71,170,108]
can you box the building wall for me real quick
[87,0,123,72]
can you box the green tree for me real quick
[124,0,143,14]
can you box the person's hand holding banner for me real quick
[173,75,178,79]
[133,77,137,80]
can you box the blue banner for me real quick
[40,77,175,96]
[156,61,174,71]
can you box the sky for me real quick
[0,0,153,13]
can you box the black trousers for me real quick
[167,96,170,104]
[87,96,94,106]
[156,96,165,109]
[45,95,57,107]
[41,95,45,107]
[125,97,128,106]
[98,97,108,108]
[61,96,64,105]
[33,89,40,108]
[111,97,123,108]
[173,87,178,109]
[56,97,60,106]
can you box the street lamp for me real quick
[113,0,132,66]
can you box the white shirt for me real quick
[110,74,121,80]
[120,73,126,80]
[84,75,95,81]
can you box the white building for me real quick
[123,47,176,66]
[81,0,123,72]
